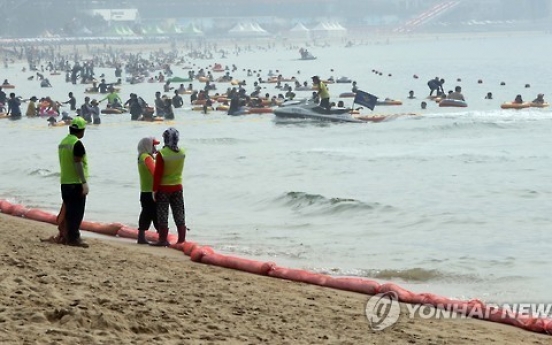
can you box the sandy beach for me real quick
[0,214,549,344]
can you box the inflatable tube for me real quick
[355,115,388,123]
[1,84,15,89]
[339,92,356,98]
[10,204,30,217]
[197,76,210,83]
[24,208,57,224]
[216,105,229,111]
[267,267,329,286]
[192,106,214,112]
[79,221,122,236]
[117,226,139,239]
[182,241,198,256]
[192,99,208,106]
[0,200,15,214]
[211,68,224,73]
[0,113,9,119]
[200,253,276,276]
[49,121,69,127]
[376,99,403,106]
[230,79,242,86]
[530,102,549,108]
[190,246,215,263]
[178,89,192,95]
[101,108,123,114]
[439,99,468,107]
[247,107,273,114]
[501,102,531,109]
[323,277,380,295]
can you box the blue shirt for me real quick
[7,98,21,116]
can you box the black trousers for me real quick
[320,98,330,110]
[139,192,158,231]
[61,184,86,243]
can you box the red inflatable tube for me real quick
[323,277,380,295]
[170,242,185,251]
[167,233,178,244]
[200,253,275,276]
[80,221,122,236]
[190,246,214,262]
[144,230,159,243]
[117,226,139,239]
[267,267,329,286]
[0,200,15,214]
[10,204,29,217]
[24,208,57,224]
[182,241,198,256]
[379,283,416,303]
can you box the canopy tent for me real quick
[288,22,310,40]
[181,23,204,36]
[311,22,347,39]
[228,22,268,37]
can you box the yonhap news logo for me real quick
[365,293,552,331]
[364,292,401,331]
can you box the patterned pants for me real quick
[156,190,185,228]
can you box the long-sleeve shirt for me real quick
[152,154,183,193]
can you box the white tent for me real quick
[311,22,346,39]
[288,22,310,40]
[228,22,268,37]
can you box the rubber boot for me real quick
[149,227,170,247]
[176,225,187,244]
[137,230,148,245]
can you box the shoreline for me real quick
[0,211,551,343]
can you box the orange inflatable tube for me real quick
[323,277,380,295]
[192,99,207,106]
[501,102,530,109]
[216,105,229,111]
[200,253,276,276]
[267,267,329,286]
[247,108,273,114]
[1,84,15,89]
[24,208,57,224]
[79,221,122,236]
[190,246,215,262]
[183,241,198,256]
[117,226,139,239]
[10,204,29,217]
[0,200,15,214]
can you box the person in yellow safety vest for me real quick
[312,75,330,110]
[150,127,188,246]
[136,137,160,244]
[58,116,89,248]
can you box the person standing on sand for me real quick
[58,116,89,248]
[137,137,160,244]
[150,127,187,246]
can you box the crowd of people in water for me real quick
[0,43,549,123]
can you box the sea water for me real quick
[2,33,552,304]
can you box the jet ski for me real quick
[274,99,364,123]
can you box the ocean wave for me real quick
[274,191,390,215]
[314,267,483,283]
[29,169,59,178]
